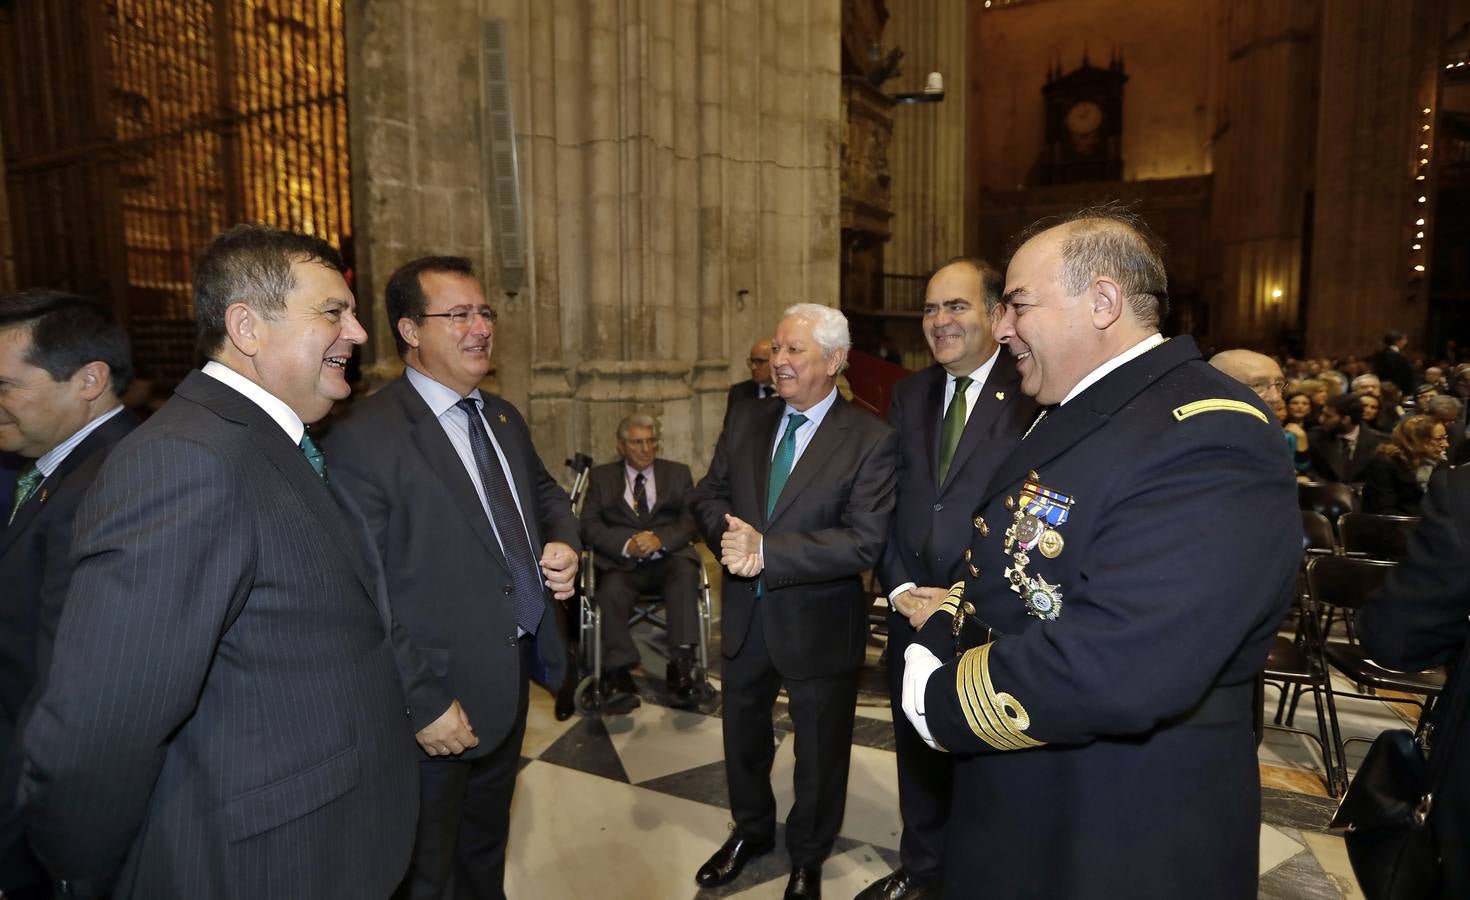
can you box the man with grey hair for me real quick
[901,207,1297,898]
[1350,372,1382,398]
[1425,394,1466,464]
[580,412,704,711]
[689,302,897,898]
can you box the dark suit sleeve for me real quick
[688,431,736,549]
[762,424,899,584]
[651,464,699,552]
[1359,467,1470,670]
[326,466,454,732]
[581,470,637,560]
[876,382,915,594]
[923,420,1299,754]
[20,437,247,882]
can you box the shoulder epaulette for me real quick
[1171,399,1267,424]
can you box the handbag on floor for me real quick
[1330,635,1470,900]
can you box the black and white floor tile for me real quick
[506,574,1386,899]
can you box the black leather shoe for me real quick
[785,866,821,899]
[666,656,699,709]
[602,666,641,714]
[694,833,774,887]
[554,673,577,721]
[855,867,936,900]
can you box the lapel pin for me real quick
[498,414,508,424]
[38,490,50,504]
[996,391,1005,400]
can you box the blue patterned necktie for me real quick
[7,464,43,525]
[767,413,809,518]
[456,398,545,635]
[299,432,328,482]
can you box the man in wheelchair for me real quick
[580,413,704,710]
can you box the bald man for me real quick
[901,208,1298,899]
[1209,350,1285,408]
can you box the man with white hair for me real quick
[689,303,898,899]
[1350,372,1382,398]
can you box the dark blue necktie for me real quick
[456,398,544,635]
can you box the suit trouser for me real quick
[884,609,951,885]
[596,555,702,670]
[395,638,531,900]
[722,609,859,868]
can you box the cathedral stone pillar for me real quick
[348,0,841,476]
[1208,0,1320,351]
[883,0,968,278]
[1306,0,1444,355]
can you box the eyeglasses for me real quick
[622,438,658,448]
[421,307,497,327]
[1249,380,1286,397]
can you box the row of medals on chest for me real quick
[963,472,1066,622]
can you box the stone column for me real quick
[1306,0,1445,355]
[348,0,841,477]
[883,0,968,277]
[1209,0,1320,351]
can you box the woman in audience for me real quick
[1285,385,1318,429]
[1377,382,1407,430]
[1271,392,1312,479]
[1361,415,1449,515]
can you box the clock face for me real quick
[1065,100,1104,135]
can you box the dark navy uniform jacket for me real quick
[916,336,1300,899]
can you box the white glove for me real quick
[901,643,946,752]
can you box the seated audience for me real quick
[1349,372,1381,398]
[1308,393,1384,483]
[1424,394,1466,463]
[1360,415,1448,516]
[580,413,705,710]
[1357,465,1470,900]
[1285,384,1320,429]
[1377,381,1407,430]
[1355,391,1384,435]
[1414,382,1439,411]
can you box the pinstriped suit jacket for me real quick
[20,371,420,900]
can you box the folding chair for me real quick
[1337,512,1419,562]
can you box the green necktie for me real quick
[300,432,328,482]
[767,413,809,518]
[8,464,44,525]
[937,375,973,486]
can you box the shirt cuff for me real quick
[887,582,917,606]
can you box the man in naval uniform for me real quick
[900,207,1299,899]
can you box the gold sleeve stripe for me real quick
[957,650,1028,750]
[1172,399,1268,424]
[938,581,965,617]
[956,643,1045,751]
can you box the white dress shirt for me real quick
[35,405,126,478]
[202,361,304,443]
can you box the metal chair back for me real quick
[1337,512,1419,561]
[1298,481,1357,524]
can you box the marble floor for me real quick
[504,581,1403,899]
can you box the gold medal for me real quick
[1038,528,1065,559]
